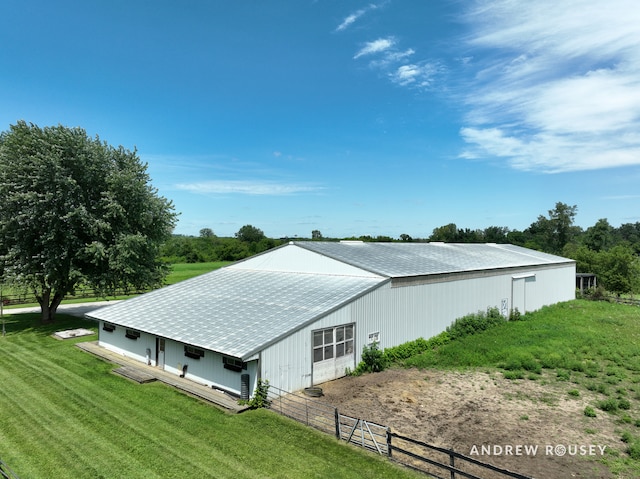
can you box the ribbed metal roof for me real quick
[88,241,573,359]
[87,268,384,359]
[294,241,574,277]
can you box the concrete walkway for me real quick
[77,341,249,413]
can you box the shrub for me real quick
[352,342,387,375]
[240,379,270,409]
[503,370,524,380]
[568,389,580,397]
[598,398,619,412]
[509,308,522,321]
[383,333,450,363]
[584,406,597,417]
[446,307,506,340]
[628,442,640,460]
[618,398,632,410]
[621,431,633,443]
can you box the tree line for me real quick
[163,202,640,297]
[2,121,637,323]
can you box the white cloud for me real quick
[337,11,365,32]
[336,3,381,32]
[354,37,395,59]
[176,180,325,196]
[389,63,439,87]
[459,0,640,173]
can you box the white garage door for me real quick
[312,324,355,384]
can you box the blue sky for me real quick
[2,1,640,239]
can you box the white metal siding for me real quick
[98,323,258,396]
[259,263,576,393]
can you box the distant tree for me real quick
[199,228,216,238]
[235,225,265,243]
[597,244,640,297]
[525,202,579,254]
[483,226,510,243]
[583,219,613,252]
[311,229,323,240]
[616,222,640,254]
[429,223,459,242]
[0,121,177,322]
[548,202,580,254]
[400,233,413,242]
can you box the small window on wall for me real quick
[368,331,380,345]
[184,345,205,359]
[125,329,140,340]
[102,323,116,333]
[223,356,246,372]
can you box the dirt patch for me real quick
[315,369,619,479]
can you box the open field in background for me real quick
[0,313,421,479]
[1,262,228,308]
[164,261,231,285]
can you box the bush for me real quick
[503,370,524,380]
[352,342,387,375]
[619,398,632,410]
[240,379,270,409]
[446,307,506,340]
[598,398,619,412]
[584,406,597,417]
[628,442,640,460]
[383,333,450,363]
[509,308,523,321]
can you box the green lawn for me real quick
[0,313,419,479]
[165,261,231,285]
[2,262,228,309]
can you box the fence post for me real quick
[450,447,455,479]
[386,428,392,458]
[334,408,340,439]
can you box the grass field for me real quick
[400,299,640,475]
[165,262,230,285]
[0,313,419,479]
[2,262,228,308]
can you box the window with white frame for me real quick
[313,324,354,363]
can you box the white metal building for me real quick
[87,241,576,397]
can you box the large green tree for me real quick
[0,121,177,321]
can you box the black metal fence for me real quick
[0,458,19,479]
[388,433,534,479]
[266,386,534,479]
[0,287,147,307]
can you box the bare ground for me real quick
[314,368,625,479]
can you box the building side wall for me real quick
[98,322,258,396]
[260,263,576,393]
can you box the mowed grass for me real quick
[3,262,229,308]
[0,314,420,479]
[401,299,640,475]
[165,262,231,285]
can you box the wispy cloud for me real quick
[390,63,440,87]
[354,37,395,59]
[459,0,640,173]
[336,3,381,32]
[353,37,440,90]
[176,180,325,196]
